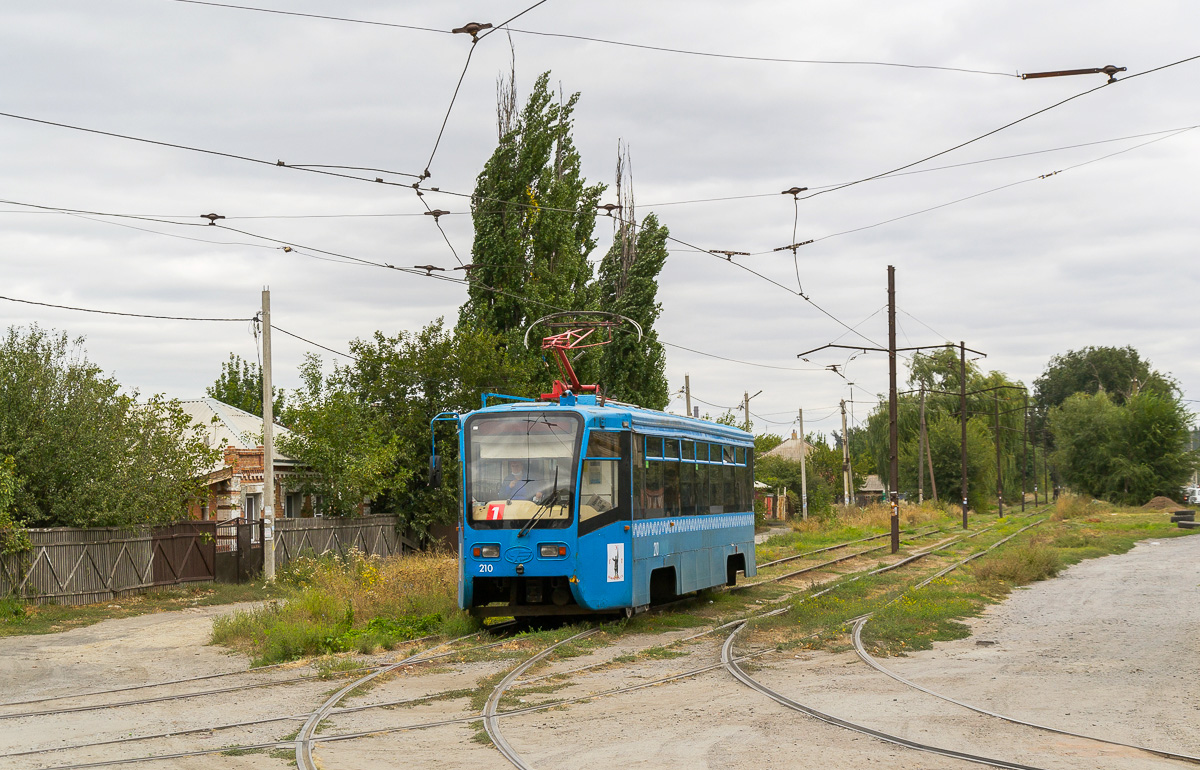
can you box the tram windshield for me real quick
[464,411,582,530]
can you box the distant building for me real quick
[179,398,314,522]
[762,430,813,461]
[856,474,886,506]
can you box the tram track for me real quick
[717,512,1134,770]
[8,512,1061,770]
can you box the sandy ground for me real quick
[1,533,1197,769]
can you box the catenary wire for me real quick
[795,52,1200,202]
[753,125,1197,252]
[161,0,1015,77]
[0,294,253,322]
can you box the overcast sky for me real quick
[2,0,1197,440]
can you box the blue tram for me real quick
[443,393,757,618]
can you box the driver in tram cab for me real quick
[502,460,534,501]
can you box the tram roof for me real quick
[468,398,753,445]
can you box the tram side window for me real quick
[680,461,696,516]
[708,454,724,514]
[578,432,632,535]
[722,464,736,510]
[663,460,680,517]
[632,436,645,519]
[695,462,709,516]
[644,460,665,518]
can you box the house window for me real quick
[285,493,301,519]
[244,494,260,521]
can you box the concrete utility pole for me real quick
[684,374,692,420]
[887,265,900,554]
[798,408,808,520]
[959,341,969,529]
[261,288,276,582]
[743,390,761,433]
[840,399,851,505]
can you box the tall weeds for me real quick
[211,549,474,665]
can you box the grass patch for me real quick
[0,582,284,638]
[469,720,493,745]
[210,550,477,666]
[853,508,1198,655]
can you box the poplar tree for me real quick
[458,71,605,362]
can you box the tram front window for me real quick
[465,412,582,529]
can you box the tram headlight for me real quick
[539,544,567,558]
[478,544,500,558]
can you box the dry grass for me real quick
[1052,493,1105,521]
[789,501,950,534]
[211,549,474,665]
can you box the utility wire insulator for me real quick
[781,186,809,197]
[201,213,225,225]
[597,203,620,216]
[424,209,451,221]
[710,250,749,259]
[414,264,445,276]
[773,240,813,252]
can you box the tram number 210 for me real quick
[478,563,494,573]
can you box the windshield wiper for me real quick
[518,467,558,538]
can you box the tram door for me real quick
[575,431,633,610]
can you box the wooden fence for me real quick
[0,515,415,605]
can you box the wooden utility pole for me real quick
[684,374,692,419]
[743,390,761,433]
[887,265,899,554]
[261,288,275,582]
[798,408,808,521]
[994,392,1003,518]
[918,387,926,504]
[959,341,969,529]
[840,399,851,505]
[1022,392,1029,513]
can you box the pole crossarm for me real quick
[797,342,987,358]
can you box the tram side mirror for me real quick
[428,456,443,488]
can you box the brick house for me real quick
[180,398,314,522]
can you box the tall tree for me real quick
[592,147,669,408]
[276,355,400,518]
[344,320,535,535]
[1050,390,1196,504]
[0,326,217,528]
[205,352,284,418]
[1033,346,1173,434]
[458,71,605,376]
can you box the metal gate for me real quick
[215,518,263,583]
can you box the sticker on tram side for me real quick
[487,503,505,520]
[607,542,625,582]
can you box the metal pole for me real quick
[926,410,939,503]
[261,288,275,581]
[840,399,851,505]
[994,391,1003,518]
[918,386,926,504]
[798,408,808,521]
[1022,392,1028,513]
[888,265,899,554]
[960,341,968,529]
[684,374,692,420]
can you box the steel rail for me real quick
[293,630,505,770]
[716,512,1067,770]
[756,525,939,569]
[721,624,1050,770]
[850,518,1200,766]
[482,628,600,770]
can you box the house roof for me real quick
[859,474,886,493]
[177,398,296,473]
[762,431,813,461]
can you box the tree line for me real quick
[750,345,1196,517]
